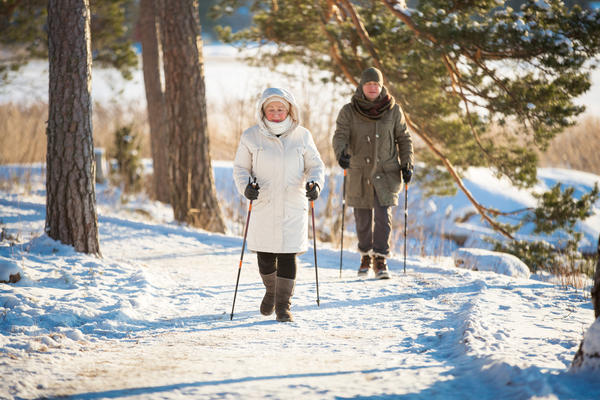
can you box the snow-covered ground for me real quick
[1,43,600,399]
[1,162,599,399]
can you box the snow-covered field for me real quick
[1,44,600,399]
[1,162,599,399]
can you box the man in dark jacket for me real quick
[332,67,414,279]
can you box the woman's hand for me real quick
[244,179,260,200]
[305,181,320,201]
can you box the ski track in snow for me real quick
[1,188,599,399]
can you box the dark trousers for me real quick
[353,190,392,256]
[257,252,297,279]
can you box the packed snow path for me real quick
[1,199,598,399]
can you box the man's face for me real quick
[362,81,382,101]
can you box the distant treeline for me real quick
[199,0,252,44]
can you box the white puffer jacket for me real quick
[233,88,325,253]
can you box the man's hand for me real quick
[338,152,351,169]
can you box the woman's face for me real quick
[264,101,289,122]
[362,81,382,101]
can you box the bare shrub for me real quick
[207,94,256,161]
[93,102,150,159]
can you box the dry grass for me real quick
[0,102,47,164]
[539,115,600,175]
[0,94,339,167]
[207,95,255,161]
[0,102,149,164]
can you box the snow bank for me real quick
[571,317,600,372]
[0,233,157,351]
[0,256,22,283]
[453,248,531,279]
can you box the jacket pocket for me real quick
[252,146,264,175]
[253,189,271,210]
[382,159,402,194]
[347,167,366,200]
[297,147,305,174]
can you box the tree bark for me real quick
[46,0,100,255]
[138,0,170,203]
[157,0,226,233]
[592,233,600,318]
[575,233,600,369]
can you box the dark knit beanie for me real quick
[360,67,383,86]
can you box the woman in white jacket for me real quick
[233,87,325,322]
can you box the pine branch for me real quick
[337,0,386,76]
[314,1,358,85]
[332,0,516,239]
[0,0,23,17]
[404,113,515,240]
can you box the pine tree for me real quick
[158,0,227,232]
[46,0,100,255]
[137,0,170,203]
[213,0,600,238]
[0,0,138,82]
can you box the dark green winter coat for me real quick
[332,102,413,208]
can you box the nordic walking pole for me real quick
[403,183,408,274]
[339,169,347,278]
[310,197,321,306]
[230,178,256,320]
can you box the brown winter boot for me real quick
[259,271,277,316]
[275,277,295,322]
[373,255,390,279]
[357,253,372,277]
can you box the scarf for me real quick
[264,115,294,136]
[351,85,395,120]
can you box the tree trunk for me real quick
[157,0,226,233]
[573,234,600,371]
[46,0,100,255]
[592,233,600,318]
[138,0,170,203]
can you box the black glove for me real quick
[306,181,320,201]
[401,164,413,184]
[338,152,351,169]
[244,179,259,200]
